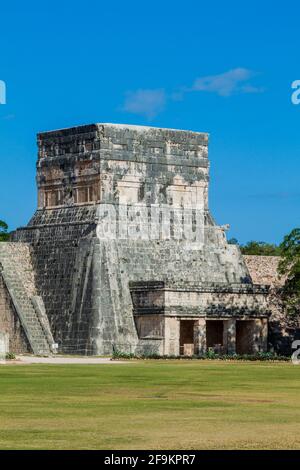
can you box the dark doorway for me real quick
[236,320,255,354]
[206,320,224,352]
[180,320,195,356]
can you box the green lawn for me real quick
[0,360,300,450]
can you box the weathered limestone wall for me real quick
[244,255,299,354]
[14,208,98,353]
[109,239,251,285]
[243,256,281,286]
[13,209,139,354]
[163,286,268,317]
[37,124,209,211]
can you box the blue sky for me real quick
[0,0,299,244]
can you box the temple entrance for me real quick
[179,320,195,356]
[206,320,224,353]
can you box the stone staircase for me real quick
[0,242,54,355]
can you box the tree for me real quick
[228,237,239,245]
[278,228,300,315]
[240,240,281,256]
[0,220,9,242]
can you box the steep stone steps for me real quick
[0,243,54,355]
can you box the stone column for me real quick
[0,332,9,361]
[261,318,268,352]
[254,318,268,353]
[224,319,236,355]
[194,318,206,355]
[164,317,180,356]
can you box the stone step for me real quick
[0,242,52,355]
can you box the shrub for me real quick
[112,350,290,361]
[0,220,9,242]
[112,350,135,360]
[278,228,300,316]
[5,352,16,360]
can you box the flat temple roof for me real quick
[38,123,209,139]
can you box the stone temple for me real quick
[0,123,270,356]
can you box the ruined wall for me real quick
[244,255,299,354]
[243,256,282,286]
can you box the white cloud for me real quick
[1,114,15,120]
[122,88,166,119]
[122,69,264,119]
[192,68,262,97]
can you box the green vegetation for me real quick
[112,350,289,361]
[5,352,16,360]
[229,229,300,316]
[0,220,9,242]
[228,238,281,256]
[0,362,300,450]
[240,240,282,256]
[278,228,300,316]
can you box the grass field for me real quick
[0,360,300,450]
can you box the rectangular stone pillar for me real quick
[224,319,236,355]
[194,318,206,355]
[0,332,9,360]
[253,318,268,353]
[164,317,180,356]
[261,318,268,352]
